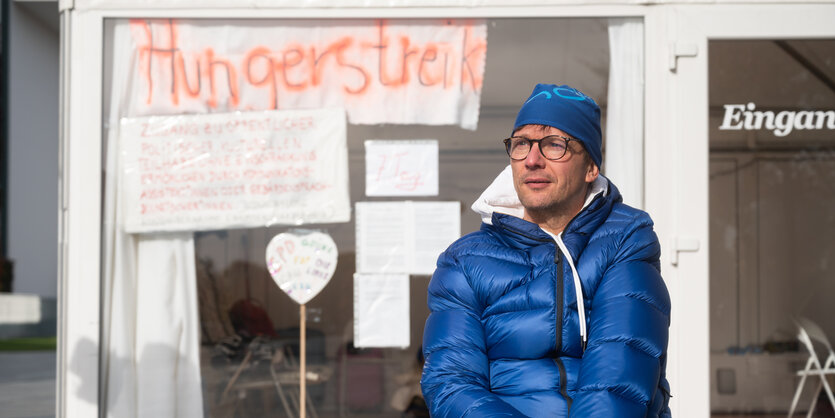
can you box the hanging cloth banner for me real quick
[129,18,488,130]
[120,108,351,233]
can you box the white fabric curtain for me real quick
[101,22,204,418]
[606,18,645,209]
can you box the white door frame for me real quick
[59,4,675,417]
[644,4,835,417]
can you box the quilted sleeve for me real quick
[569,224,672,417]
[421,250,525,418]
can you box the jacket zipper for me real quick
[554,251,563,351]
[498,222,572,407]
[554,251,572,408]
[554,357,571,410]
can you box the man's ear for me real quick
[585,162,600,183]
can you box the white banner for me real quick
[120,108,350,232]
[128,18,487,129]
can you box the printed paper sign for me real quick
[354,273,410,348]
[365,140,438,196]
[120,108,350,233]
[355,201,460,274]
[129,19,487,130]
[266,231,338,305]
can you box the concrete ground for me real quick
[0,351,56,418]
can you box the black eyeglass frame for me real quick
[503,134,577,161]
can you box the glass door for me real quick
[708,38,835,417]
[668,5,835,417]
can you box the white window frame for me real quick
[58,4,692,418]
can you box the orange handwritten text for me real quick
[130,18,487,110]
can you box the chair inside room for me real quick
[788,317,835,417]
[218,336,332,418]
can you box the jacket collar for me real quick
[560,181,620,260]
[473,165,621,254]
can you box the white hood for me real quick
[471,165,524,224]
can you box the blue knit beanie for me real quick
[512,84,602,168]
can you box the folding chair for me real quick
[218,337,331,418]
[788,317,835,417]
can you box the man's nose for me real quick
[524,143,546,168]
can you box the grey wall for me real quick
[7,1,60,297]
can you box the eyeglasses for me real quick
[503,135,576,161]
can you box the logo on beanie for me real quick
[524,86,594,104]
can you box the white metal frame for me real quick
[643,7,702,415]
[61,9,104,418]
[789,318,835,417]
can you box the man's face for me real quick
[510,124,599,219]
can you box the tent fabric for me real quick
[605,17,645,209]
[134,236,203,418]
[101,21,204,418]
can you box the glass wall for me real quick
[102,17,614,417]
[709,39,835,416]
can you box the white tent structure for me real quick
[57,1,835,417]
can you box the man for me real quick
[421,84,671,417]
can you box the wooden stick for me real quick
[300,303,306,418]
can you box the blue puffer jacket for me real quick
[422,169,671,417]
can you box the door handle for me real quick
[670,237,700,266]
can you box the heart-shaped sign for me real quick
[266,230,338,305]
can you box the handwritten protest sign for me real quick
[128,18,487,129]
[266,230,337,305]
[365,140,438,196]
[120,108,350,233]
[265,230,337,415]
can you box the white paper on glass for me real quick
[355,201,460,274]
[120,108,350,233]
[123,19,487,130]
[353,273,410,348]
[365,140,439,197]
